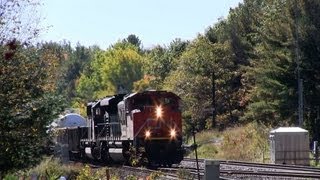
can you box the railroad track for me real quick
[183,158,320,179]
[220,170,320,179]
[221,160,320,173]
[75,158,320,179]
[183,157,320,172]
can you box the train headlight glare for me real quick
[156,106,162,118]
[170,129,176,138]
[145,130,151,138]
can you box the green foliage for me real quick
[77,41,143,99]
[296,0,320,139]
[3,1,319,167]
[0,42,66,174]
[76,165,110,180]
[240,0,320,131]
[122,34,142,51]
[127,146,148,167]
[143,38,188,89]
[217,122,270,161]
[30,157,79,180]
[176,168,193,180]
[144,45,170,89]
[148,171,163,180]
[125,174,138,180]
[186,124,269,162]
[77,165,95,180]
[37,41,98,106]
[242,0,297,125]
[133,75,155,92]
[3,174,19,180]
[187,130,220,159]
[164,36,240,130]
[57,43,97,102]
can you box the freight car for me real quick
[63,90,184,166]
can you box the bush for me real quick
[29,157,80,179]
[77,165,111,180]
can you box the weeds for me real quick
[30,157,80,179]
[217,122,270,162]
[127,146,148,167]
[125,174,138,180]
[186,122,270,162]
[176,168,193,180]
[148,171,163,180]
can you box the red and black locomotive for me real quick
[63,90,184,166]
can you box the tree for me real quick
[57,43,97,102]
[76,42,143,99]
[0,42,65,175]
[293,0,320,139]
[143,38,189,90]
[242,0,320,130]
[144,45,170,89]
[204,0,265,125]
[122,34,142,49]
[0,0,65,175]
[164,36,236,131]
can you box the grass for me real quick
[186,129,220,159]
[217,123,270,162]
[186,122,270,162]
[30,157,81,179]
[3,157,82,180]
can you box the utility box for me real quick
[270,127,309,165]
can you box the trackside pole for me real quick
[192,126,201,180]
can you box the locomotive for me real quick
[61,90,184,166]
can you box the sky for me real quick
[39,0,243,49]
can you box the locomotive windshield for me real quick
[130,94,179,110]
[159,97,176,105]
[131,96,153,109]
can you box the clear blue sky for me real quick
[39,0,243,49]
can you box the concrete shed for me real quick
[270,127,309,165]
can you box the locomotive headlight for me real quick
[170,129,176,138]
[145,130,151,138]
[155,106,162,118]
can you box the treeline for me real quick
[62,0,320,139]
[2,0,320,175]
